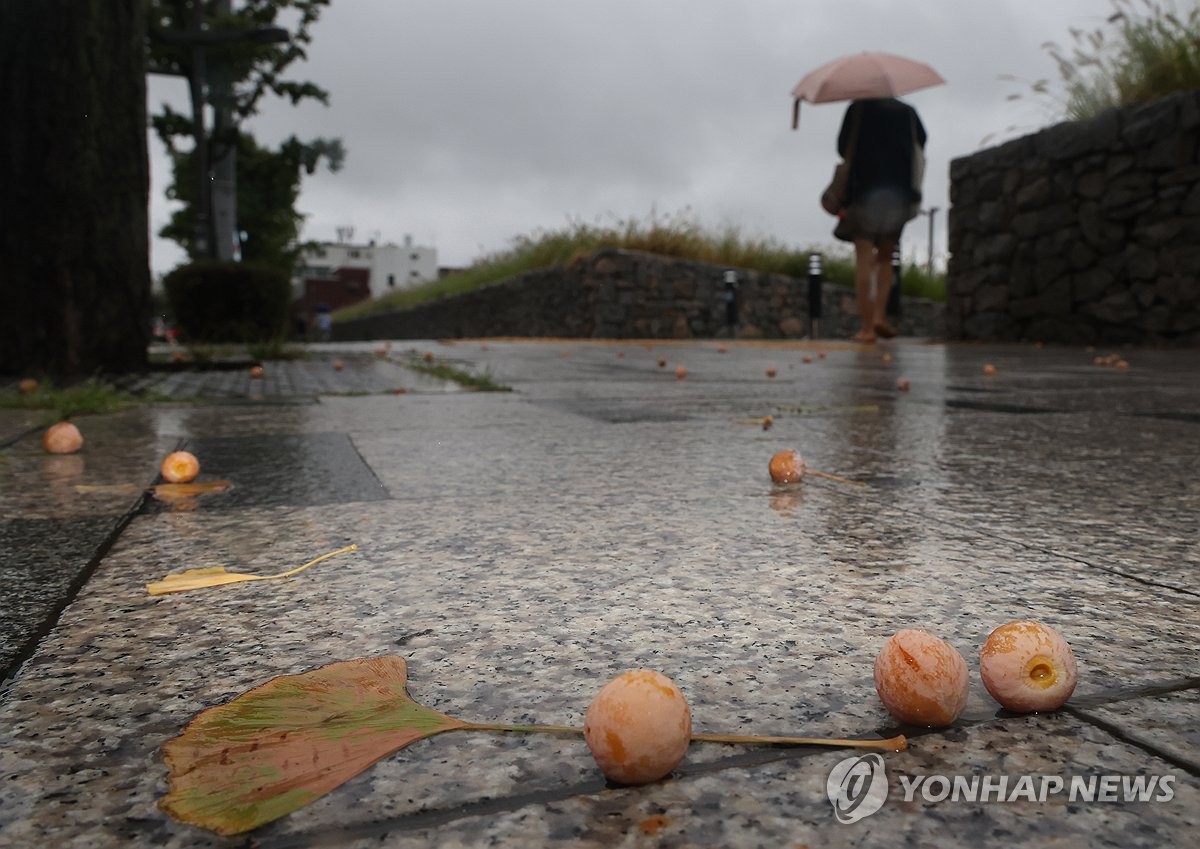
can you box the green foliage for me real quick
[899,264,948,302]
[163,260,291,343]
[402,357,511,392]
[159,131,343,270]
[146,0,332,122]
[1010,0,1200,121]
[146,0,342,261]
[335,210,944,322]
[1,379,139,422]
[247,339,307,361]
[810,249,947,300]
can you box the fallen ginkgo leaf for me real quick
[159,655,905,836]
[146,543,359,596]
[152,480,233,501]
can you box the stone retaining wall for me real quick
[947,90,1200,345]
[334,249,945,342]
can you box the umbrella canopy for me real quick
[791,51,944,127]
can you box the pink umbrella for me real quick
[791,51,945,127]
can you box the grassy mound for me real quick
[334,211,945,322]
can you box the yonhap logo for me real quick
[823,759,1178,823]
[827,754,888,823]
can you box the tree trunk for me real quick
[0,0,151,379]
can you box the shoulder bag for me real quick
[821,108,862,216]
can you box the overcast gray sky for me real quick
[147,0,1113,276]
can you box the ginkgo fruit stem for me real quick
[463,723,905,751]
[809,470,867,487]
[690,732,907,751]
[260,543,359,580]
[463,722,583,735]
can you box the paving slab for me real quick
[0,407,177,678]
[1,339,1197,848]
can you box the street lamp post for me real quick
[210,0,238,261]
[150,2,289,260]
[921,207,940,278]
[186,0,211,258]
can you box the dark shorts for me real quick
[835,187,915,245]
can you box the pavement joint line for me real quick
[257,778,607,849]
[0,425,42,451]
[247,736,898,848]
[348,434,392,498]
[1068,676,1200,708]
[913,511,1200,600]
[214,687,1200,849]
[1039,554,1200,599]
[1066,705,1200,778]
[0,487,150,684]
[5,343,1198,844]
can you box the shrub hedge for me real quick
[163,260,291,343]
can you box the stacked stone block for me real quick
[948,90,1200,345]
[334,249,944,342]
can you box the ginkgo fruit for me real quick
[979,621,1077,713]
[583,669,692,785]
[768,449,805,484]
[161,451,201,484]
[43,422,83,454]
[874,629,969,727]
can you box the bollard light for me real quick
[887,244,902,318]
[723,270,739,329]
[808,252,823,338]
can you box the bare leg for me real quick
[873,237,898,336]
[852,238,877,343]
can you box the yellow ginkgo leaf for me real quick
[146,544,359,596]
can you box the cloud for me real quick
[148,0,1109,274]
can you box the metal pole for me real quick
[926,206,939,278]
[188,0,212,258]
[152,8,289,262]
[210,0,238,261]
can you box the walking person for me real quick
[314,304,333,342]
[834,97,926,344]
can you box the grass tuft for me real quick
[1006,0,1200,122]
[0,379,140,423]
[182,341,307,363]
[400,356,511,392]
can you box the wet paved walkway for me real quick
[1,339,1197,847]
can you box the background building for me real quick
[292,231,437,334]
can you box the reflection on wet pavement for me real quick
[1,339,1197,847]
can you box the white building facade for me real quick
[297,234,438,300]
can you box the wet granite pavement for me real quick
[1,339,1197,848]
